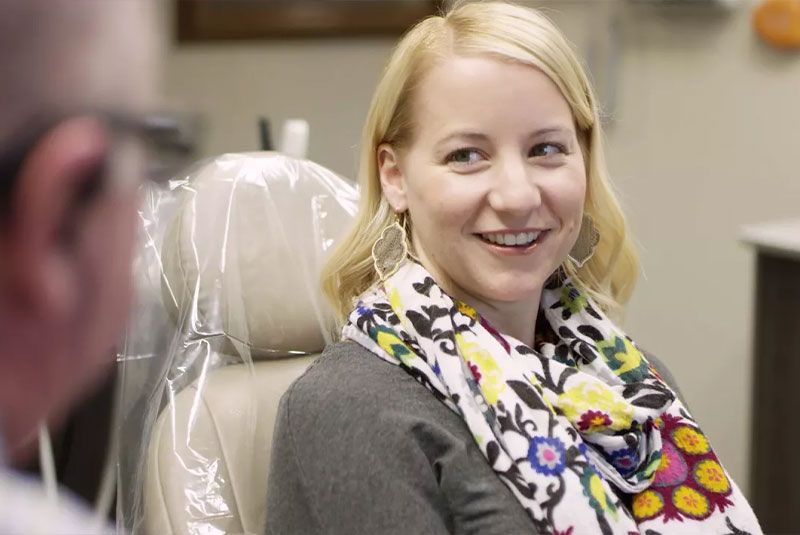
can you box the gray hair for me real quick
[0,1,160,149]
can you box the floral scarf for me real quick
[342,260,761,534]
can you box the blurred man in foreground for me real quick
[0,2,159,531]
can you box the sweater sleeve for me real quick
[265,370,451,535]
[265,343,537,535]
[265,392,323,534]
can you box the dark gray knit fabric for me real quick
[265,341,684,535]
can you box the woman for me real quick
[266,2,761,534]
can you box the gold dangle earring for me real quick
[568,214,600,268]
[372,211,410,281]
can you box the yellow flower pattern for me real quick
[374,328,414,367]
[632,490,664,520]
[456,300,478,321]
[672,426,710,455]
[693,459,730,494]
[580,468,618,521]
[557,381,633,431]
[596,335,644,377]
[386,283,404,320]
[588,473,610,513]
[656,449,671,474]
[672,485,710,518]
[456,333,505,404]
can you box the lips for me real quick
[477,230,546,247]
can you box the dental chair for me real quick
[139,152,357,535]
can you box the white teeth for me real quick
[479,230,543,246]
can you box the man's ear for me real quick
[0,117,107,318]
[377,143,408,212]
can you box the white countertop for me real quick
[740,218,800,260]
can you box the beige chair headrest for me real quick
[160,152,357,358]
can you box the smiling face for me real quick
[378,54,587,332]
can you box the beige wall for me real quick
[163,1,800,494]
[163,38,391,177]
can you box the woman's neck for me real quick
[438,276,542,347]
[413,252,542,347]
[467,293,541,347]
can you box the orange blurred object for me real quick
[753,0,800,48]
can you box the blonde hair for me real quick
[321,0,639,327]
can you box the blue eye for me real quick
[445,148,483,166]
[530,143,567,157]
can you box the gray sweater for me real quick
[265,341,683,535]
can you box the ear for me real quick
[0,117,107,319]
[377,143,408,212]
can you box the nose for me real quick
[487,154,541,217]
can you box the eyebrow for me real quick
[435,126,574,147]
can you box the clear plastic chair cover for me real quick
[115,152,358,534]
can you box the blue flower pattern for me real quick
[528,436,567,476]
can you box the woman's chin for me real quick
[477,280,545,305]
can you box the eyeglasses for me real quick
[111,111,202,185]
[0,110,201,213]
